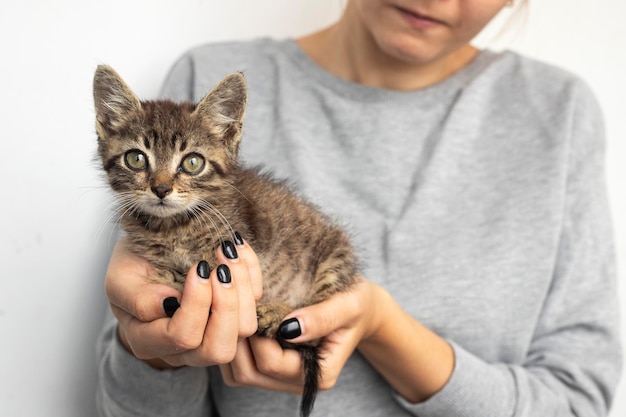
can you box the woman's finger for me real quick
[247,336,305,384]
[233,233,263,301]
[184,263,241,366]
[216,240,258,338]
[165,261,215,350]
[221,337,303,393]
[278,279,368,344]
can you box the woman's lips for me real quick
[396,7,446,30]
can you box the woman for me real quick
[96,0,622,415]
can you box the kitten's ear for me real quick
[193,72,247,152]
[93,65,142,138]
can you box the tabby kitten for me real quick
[93,65,358,417]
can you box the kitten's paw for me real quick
[256,303,292,338]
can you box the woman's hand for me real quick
[219,278,383,393]
[220,278,454,404]
[105,237,262,369]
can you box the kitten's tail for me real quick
[296,344,321,417]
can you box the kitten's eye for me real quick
[180,153,205,175]
[125,150,148,171]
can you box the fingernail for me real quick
[163,297,180,318]
[233,231,244,246]
[217,264,232,284]
[221,240,238,259]
[197,260,210,279]
[278,318,301,340]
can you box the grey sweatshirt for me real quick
[95,39,621,416]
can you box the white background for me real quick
[0,1,623,416]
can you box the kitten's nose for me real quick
[151,184,172,199]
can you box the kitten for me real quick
[93,65,358,417]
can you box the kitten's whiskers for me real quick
[94,191,139,244]
[186,202,218,246]
[224,180,252,204]
[190,197,235,245]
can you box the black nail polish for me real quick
[163,297,180,318]
[197,260,210,279]
[278,318,301,340]
[233,231,244,246]
[221,240,238,259]
[217,264,232,284]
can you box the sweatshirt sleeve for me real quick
[95,313,212,417]
[394,81,622,416]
